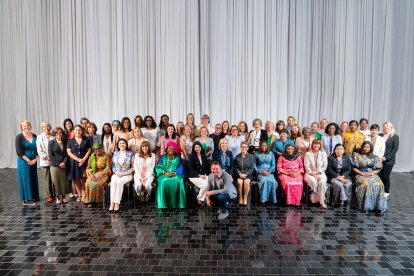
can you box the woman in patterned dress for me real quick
[254,140,278,204]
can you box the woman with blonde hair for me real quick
[36,121,54,203]
[379,122,399,198]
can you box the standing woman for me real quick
[134,141,156,202]
[226,125,245,157]
[48,127,70,204]
[157,114,170,139]
[188,141,210,204]
[67,125,92,201]
[340,122,349,140]
[254,141,278,205]
[286,116,296,133]
[275,120,286,135]
[15,120,39,206]
[87,122,101,146]
[238,121,250,142]
[304,140,328,209]
[321,123,343,157]
[134,115,144,128]
[185,113,197,134]
[221,121,230,135]
[265,121,280,149]
[352,141,387,212]
[234,142,254,206]
[289,124,302,142]
[310,122,319,139]
[36,122,54,203]
[295,127,313,159]
[277,145,304,206]
[176,121,185,137]
[326,144,353,206]
[80,117,90,132]
[365,124,386,159]
[83,143,112,207]
[141,115,158,152]
[101,123,114,156]
[113,117,134,150]
[112,120,121,134]
[63,118,74,141]
[109,139,135,212]
[343,120,365,156]
[155,141,186,209]
[379,122,399,198]
[128,127,148,153]
[180,125,194,160]
[160,124,181,156]
[248,118,268,154]
[195,126,214,159]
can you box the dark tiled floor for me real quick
[0,169,413,275]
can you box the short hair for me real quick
[112,120,121,127]
[218,138,229,150]
[165,124,177,139]
[279,128,289,135]
[359,141,374,156]
[359,118,369,125]
[325,123,340,135]
[258,140,270,154]
[51,127,64,137]
[332,143,345,157]
[319,118,328,124]
[240,141,249,148]
[311,139,322,150]
[265,120,274,129]
[80,117,89,124]
[370,124,380,131]
[20,120,32,131]
[87,122,98,134]
[143,115,157,129]
[301,126,311,135]
[349,120,359,127]
[41,121,51,131]
[120,117,132,132]
[252,118,262,127]
[287,116,296,122]
[210,161,221,167]
[311,121,319,128]
[138,140,151,157]
[116,138,128,151]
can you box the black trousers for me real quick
[380,163,394,193]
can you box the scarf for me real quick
[282,147,299,161]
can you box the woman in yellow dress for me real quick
[343,120,365,156]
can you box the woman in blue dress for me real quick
[15,120,39,206]
[352,141,387,212]
[254,140,278,204]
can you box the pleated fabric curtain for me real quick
[0,0,413,171]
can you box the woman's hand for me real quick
[116,171,124,177]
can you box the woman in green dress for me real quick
[155,141,186,208]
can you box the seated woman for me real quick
[277,144,304,206]
[295,127,313,159]
[326,144,353,206]
[188,141,210,205]
[322,123,343,156]
[212,138,234,176]
[271,129,294,163]
[155,141,186,208]
[248,118,268,154]
[254,141,278,205]
[134,141,156,202]
[234,142,254,205]
[128,127,148,153]
[160,124,181,156]
[83,143,112,207]
[195,126,214,159]
[352,141,387,212]
[304,140,328,209]
[109,139,135,212]
[226,125,245,157]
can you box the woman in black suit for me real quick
[188,141,210,204]
[327,144,353,206]
[48,127,70,204]
[248,118,268,154]
[379,122,399,198]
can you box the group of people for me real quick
[15,114,399,219]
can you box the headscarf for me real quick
[90,143,104,174]
[165,140,179,154]
[282,145,299,161]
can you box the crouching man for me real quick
[205,161,237,219]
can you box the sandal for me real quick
[76,197,81,202]
[56,198,61,204]
[62,197,68,203]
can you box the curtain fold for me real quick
[1,0,413,172]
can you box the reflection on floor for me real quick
[0,169,413,275]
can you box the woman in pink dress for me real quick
[277,144,304,206]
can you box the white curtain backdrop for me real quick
[1,0,413,171]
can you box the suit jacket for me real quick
[379,134,399,165]
[321,135,343,156]
[326,155,353,182]
[48,139,68,167]
[188,153,210,177]
[212,150,234,175]
[304,151,328,175]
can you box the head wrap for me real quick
[283,145,299,161]
[165,141,179,154]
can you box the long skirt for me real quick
[83,173,110,203]
[257,174,278,203]
[50,166,70,195]
[279,174,303,206]
[156,175,186,208]
[355,175,387,211]
[17,157,39,201]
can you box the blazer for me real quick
[188,153,210,177]
[48,139,68,167]
[304,151,328,175]
[248,129,268,147]
[326,155,353,182]
[36,133,52,167]
[212,150,234,175]
[112,150,135,175]
[207,171,237,199]
[234,152,255,177]
[133,153,156,181]
[379,134,399,165]
[321,135,343,156]
[365,135,386,159]
[271,138,295,157]
[88,134,102,147]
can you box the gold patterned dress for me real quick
[343,131,365,156]
[83,154,112,203]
